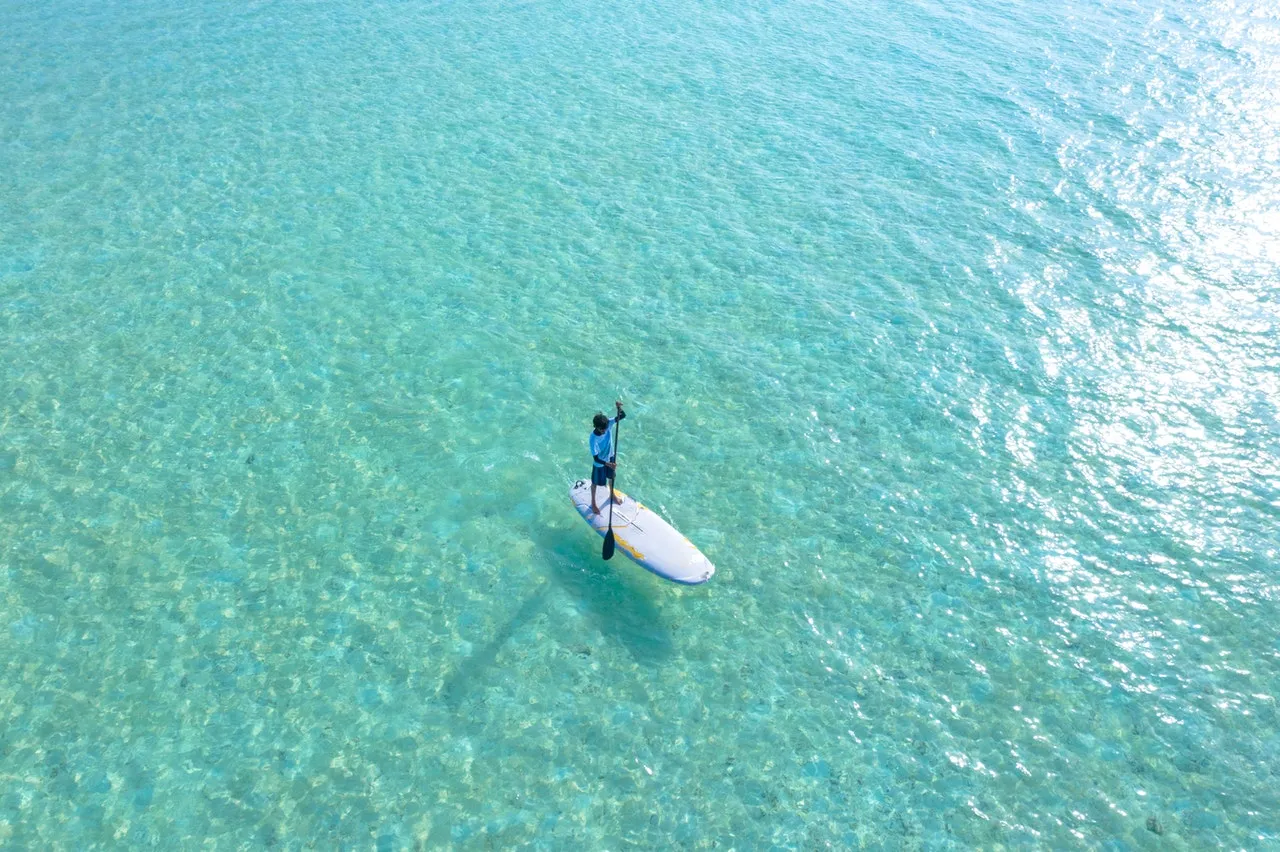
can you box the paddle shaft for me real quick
[602,416,620,559]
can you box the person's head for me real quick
[593,412,609,433]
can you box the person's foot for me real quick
[590,504,601,515]
[613,495,624,505]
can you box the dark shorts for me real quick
[591,465,613,487]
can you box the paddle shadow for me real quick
[438,582,550,710]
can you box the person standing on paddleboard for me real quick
[589,400,626,515]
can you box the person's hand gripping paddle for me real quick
[602,410,621,560]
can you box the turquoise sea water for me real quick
[3,0,1278,846]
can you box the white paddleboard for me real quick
[570,479,715,585]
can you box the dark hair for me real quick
[593,412,609,430]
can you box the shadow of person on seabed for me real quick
[438,523,673,708]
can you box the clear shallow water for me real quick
[2,0,1278,846]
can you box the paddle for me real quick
[602,414,620,560]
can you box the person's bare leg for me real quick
[591,482,601,514]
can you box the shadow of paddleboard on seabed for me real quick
[437,526,673,708]
[536,524,672,664]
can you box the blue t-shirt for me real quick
[590,417,617,468]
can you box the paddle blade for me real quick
[602,529,616,560]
